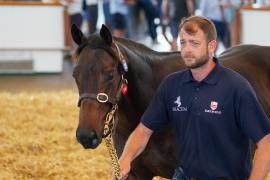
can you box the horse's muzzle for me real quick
[76,128,100,149]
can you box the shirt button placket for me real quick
[194,86,199,100]
[194,86,200,115]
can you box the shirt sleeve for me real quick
[141,79,170,131]
[237,83,270,143]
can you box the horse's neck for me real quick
[119,46,183,121]
[127,50,183,90]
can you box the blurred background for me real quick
[0,0,270,179]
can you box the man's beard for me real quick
[183,51,209,69]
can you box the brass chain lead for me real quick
[103,104,121,180]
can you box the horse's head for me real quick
[71,24,128,149]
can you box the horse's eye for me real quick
[105,71,114,81]
[72,68,79,78]
[72,72,76,78]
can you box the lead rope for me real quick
[103,43,127,180]
[103,104,122,180]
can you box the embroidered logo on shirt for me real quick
[210,101,218,110]
[174,96,181,107]
[205,101,222,114]
[172,96,188,112]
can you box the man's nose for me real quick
[181,43,192,52]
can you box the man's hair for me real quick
[179,15,217,42]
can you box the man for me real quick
[110,0,128,37]
[162,0,194,50]
[200,0,233,48]
[114,16,270,180]
[85,0,98,34]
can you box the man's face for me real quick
[179,27,211,69]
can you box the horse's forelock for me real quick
[75,34,116,59]
[75,34,101,55]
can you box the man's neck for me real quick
[190,58,216,82]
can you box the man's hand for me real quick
[120,158,131,180]
[125,0,135,5]
[249,134,270,180]
[111,123,153,180]
[111,158,131,180]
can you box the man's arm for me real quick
[162,0,169,18]
[249,134,270,180]
[114,122,153,180]
[186,0,194,16]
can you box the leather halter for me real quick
[77,76,127,107]
[77,42,128,107]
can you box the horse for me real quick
[71,24,270,179]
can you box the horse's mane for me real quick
[75,33,180,66]
[115,37,180,65]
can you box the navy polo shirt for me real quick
[141,59,270,180]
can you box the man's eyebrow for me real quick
[184,39,199,43]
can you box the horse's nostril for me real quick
[89,131,95,138]
[76,129,100,149]
[76,129,82,143]
[92,138,98,147]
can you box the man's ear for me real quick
[71,24,87,45]
[208,40,217,55]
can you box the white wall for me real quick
[241,9,270,46]
[0,4,65,73]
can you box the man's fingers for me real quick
[122,174,128,180]
[120,168,130,180]
[111,174,116,180]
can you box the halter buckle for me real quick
[97,93,109,103]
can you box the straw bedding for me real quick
[0,91,268,180]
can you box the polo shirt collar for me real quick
[182,57,221,85]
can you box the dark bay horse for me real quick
[71,24,270,179]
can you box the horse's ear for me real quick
[71,24,87,45]
[100,24,112,45]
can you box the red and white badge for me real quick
[210,101,218,110]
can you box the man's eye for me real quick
[191,42,199,46]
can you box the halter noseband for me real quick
[77,75,127,107]
[77,93,116,107]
